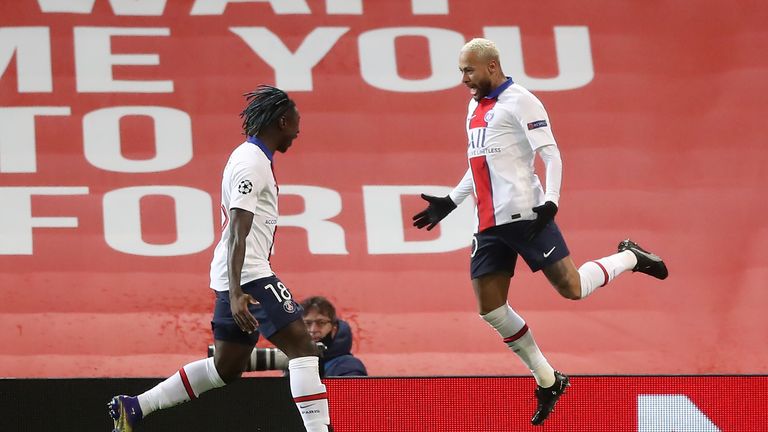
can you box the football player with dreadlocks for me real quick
[108,86,333,432]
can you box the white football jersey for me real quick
[449,79,558,233]
[209,138,278,291]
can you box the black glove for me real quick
[412,194,457,231]
[527,201,558,241]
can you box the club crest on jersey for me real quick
[283,300,297,313]
[238,179,253,194]
[484,110,495,122]
[527,120,548,130]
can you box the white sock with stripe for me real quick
[482,303,556,387]
[137,357,225,417]
[289,356,330,432]
[578,250,637,298]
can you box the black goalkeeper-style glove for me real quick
[412,194,457,231]
[527,201,558,241]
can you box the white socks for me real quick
[578,250,637,298]
[482,303,556,387]
[289,356,331,432]
[134,355,332,431]
[137,357,225,417]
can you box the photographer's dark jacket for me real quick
[322,320,367,377]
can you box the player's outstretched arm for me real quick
[527,144,562,240]
[412,194,457,231]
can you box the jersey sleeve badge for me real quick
[527,120,548,130]
[238,179,254,194]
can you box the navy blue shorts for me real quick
[211,275,303,346]
[470,220,570,279]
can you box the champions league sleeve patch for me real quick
[238,179,253,194]
[527,120,548,130]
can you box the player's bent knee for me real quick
[560,289,581,300]
[270,321,319,359]
[215,364,244,384]
[217,365,245,384]
[554,280,581,300]
[290,340,320,359]
[213,355,247,384]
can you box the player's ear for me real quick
[279,115,287,129]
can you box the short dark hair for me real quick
[239,85,296,136]
[300,296,337,323]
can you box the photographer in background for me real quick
[210,296,368,376]
[301,296,367,377]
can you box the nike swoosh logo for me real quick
[299,403,316,409]
[543,246,556,258]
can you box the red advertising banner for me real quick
[1,1,767,377]
[1,375,764,431]
[327,376,768,432]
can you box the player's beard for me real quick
[473,78,493,100]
